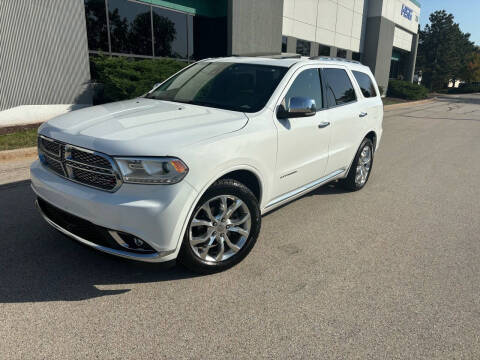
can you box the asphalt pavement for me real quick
[1,94,479,359]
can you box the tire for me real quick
[340,137,374,191]
[179,179,261,274]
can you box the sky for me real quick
[419,0,479,45]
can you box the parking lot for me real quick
[1,94,480,359]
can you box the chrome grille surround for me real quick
[38,135,122,192]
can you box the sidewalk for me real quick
[0,157,33,185]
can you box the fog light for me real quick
[108,230,155,253]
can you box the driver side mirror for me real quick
[277,97,316,119]
[148,83,161,94]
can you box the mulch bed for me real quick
[0,123,42,136]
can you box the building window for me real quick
[84,0,227,60]
[296,39,311,56]
[192,16,227,60]
[108,0,153,56]
[390,49,408,80]
[152,6,188,58]
[318,44,330,56]
[337,49,347,58]
[84,0,109,52]
[352,52,361,61]
[282,36,287,52]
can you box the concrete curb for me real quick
[383,97,436,110]
[0,147,37,162]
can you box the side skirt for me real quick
[262,168,346,214]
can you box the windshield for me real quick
[146,62,288,112]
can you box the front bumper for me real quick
[31,160,198,262]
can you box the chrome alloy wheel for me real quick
[355,145,372,186]
[189,195,251,262]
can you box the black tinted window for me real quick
[283,69,322,110]
[296,39,311,56]
[147,62,288,112]
[318,44,330,56]
[108,0,152,56]
[324,68,356,106]
[353,71,377,98]
[337,49,347,58]
[282,36,287,52]
[152,6,188,58]
[84,0,109,52]
[192,16,227,60]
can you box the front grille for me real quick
[72,168,119,190]
[38,135,122,192]
[71,147,111,168]
[45,158,65,176]
[40,137,61,157]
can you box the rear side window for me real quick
[283,68,323,110]
[323,68,356,106]
[353,71,377,98]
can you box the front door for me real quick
[272,67,331,200]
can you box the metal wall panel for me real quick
[228,0,284,56]
[0,0,91,111]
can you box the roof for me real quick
[204,56,370,71]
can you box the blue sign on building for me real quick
[401,4,413,20]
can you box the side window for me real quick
[352,71,377,98]
[283,69,323,111]
[323,68,357,106]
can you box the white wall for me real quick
[393,26,413,51]
[282,0,366,52]
[0,105,88,128]
[368,0,420,34]
[382,0,420,34]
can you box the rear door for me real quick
[321,66,364,174]
[351,70,382,134]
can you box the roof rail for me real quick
[260,53,302,59]
[232,53,301,59]
[309,56,361,64]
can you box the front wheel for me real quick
[340,138,374,191]
[179,179,261,274]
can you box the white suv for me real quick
[31,56,383,273]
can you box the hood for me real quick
[39,98,248,156]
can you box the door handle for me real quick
[318,121,330,128]
[359,112,368,117]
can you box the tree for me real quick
[84,0,109,51]
[417,10,475,90]
[459,48,480,83]
[151,12,176,57]
[129,12,155,56]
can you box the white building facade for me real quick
[281,0,421,91]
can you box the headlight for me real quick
[114,157,188,184]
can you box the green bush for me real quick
[90,55,187,104]
[387,79,429,100]
[448,83,480,94]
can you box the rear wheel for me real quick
[341,138,374,191]
[179,179,261,273]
